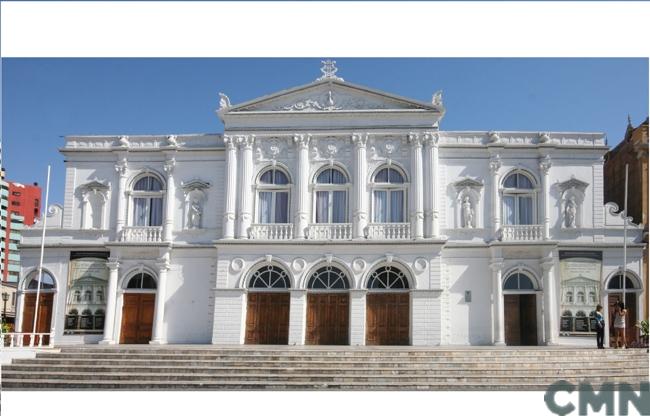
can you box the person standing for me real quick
[613,301,628,348]
[595,305,605,349]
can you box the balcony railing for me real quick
[307,223,352,240]
[500,224,544,241]
[365,223,411,240]
[120,226,163,243]
[2,332,53,348]
[249,223,293,240]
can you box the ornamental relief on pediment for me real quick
[310,137,352,162]
[254,137,292,162]
[368,136,407,161]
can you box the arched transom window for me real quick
[132,175,164,227]
[25,270,57,291]
[314,168,348,223]
[503,272,535,290]
[607,274,637,290]
[248,265,291,289]
[366,266,410,290]
[372,167,407,223]
[257,168,290,224]
[502,171,536,225]
[307,266,350,290]
[126,272,157,290]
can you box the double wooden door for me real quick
[245,292,290,345]
[306,293,349,345]
[21,293,53,345]
[366,293,410,345]
[120,293,155,344]
[608,293,637,346]
[504,294,537,346]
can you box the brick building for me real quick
[604,117,649,320]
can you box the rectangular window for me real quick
[12,191,21,196]
[11,201,20,206]
[315,191,329,223]
[503,196,515,225]
[274,192,289,223]
[258,192,273,224]
[332,191,347,223]
[390,190,404,222]
[373,191,387,222]
[518,196,533,225]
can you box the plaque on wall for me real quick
[560,317,574,332]
[574,317,590,332]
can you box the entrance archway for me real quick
[305,265,350,345]
[119,272,156,344]
[245,264,291,345]
[503,272,538,346]
[21,270,57,345]
[605,272,642,347]
[365,265,410,345]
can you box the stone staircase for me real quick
[2,346,648,390]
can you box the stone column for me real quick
[489,155,502,238]
[114,159,128,239]
[349,289,367,345]
[408,133,424,240]
[163,158,176,242]
[490,260,505,345]
[352,133,368,239]
[222,136,238,239]
[539,155,552,240]
[150,254,170,344]
[288,289,307,345]
[424,132,440,238]
[100,258,120,344]
[237,135,255,239]
[293,134,310,239]
[542,257,559,345]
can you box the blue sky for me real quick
[2,58,648,205]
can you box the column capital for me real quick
[539,154,552,174]
[156,258,171,272]
[423,131,440,147]
[106,258,120,271]
[351,133,368,148]
[541,256,555,271]
[237,135,255,149]
[407,132,423,147]
[293,133,311,149]
[488,155,502,173]
[489,259,504,271]
[114,159,128,176]
[223,135,238,150]
[163,158,176,175]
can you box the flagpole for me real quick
[622,164,628,304]
[31,165,50,345]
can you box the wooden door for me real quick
[608,293,638,346]
[504,295,521,345]
[505,294,537,346]
[245,292,290,345]
[306,293,349,345]
[21,293,53,345]
[366,293,409,345]
[120,293,155,344]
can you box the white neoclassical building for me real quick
[16,62,645,347]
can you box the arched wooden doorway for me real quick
[119,272,156,344]
[306,265,350,345]
[503,272,538,346]
[21,270,56,345]
[606,273,642,347]
[245,265,291,345]
[365,265,410,345]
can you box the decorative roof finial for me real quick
[317,59,344,82]
[627,114,633,127]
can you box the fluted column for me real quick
[293,134,311,239]
[352,133,368,239]
[423,132,440,238]
[490,259,505,345]
[539,155,552,240]
[163,158,176,242]
[222,136,238,239]
[408,133,424,239]
[150,254,170,344]
[237,135,255,239]
[489,155,502,238]
[99,258,119,344]
[542,257,558,345]
[114,159,128,239]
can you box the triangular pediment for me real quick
[223,79,441,114]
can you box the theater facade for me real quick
[17,63,645,347]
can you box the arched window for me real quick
[126,272,157,290]
[132,175,164,227]
[502,171,536,225]
[257,168,290,224]
[307,266,350,290]
[575,311,586,317]
[503,273,535,290]
[367,266,410,290]
[248,265,291,289]
[562,310,572,317]
[577,291,585,304]
[565,291,574,303]
[314,168,348,223]
[25,270,56,291]
[607,274,636,290]
[372,167,407,223]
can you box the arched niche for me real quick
[557,176,589,229]
[453,178,483,229]
[77,181,110,230]
[180,179,211,230]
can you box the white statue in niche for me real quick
[565,196,577,228]
[188,199,202,229]
[461,195,474,228]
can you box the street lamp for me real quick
[1,292,8,323]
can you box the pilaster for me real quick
[150,253,170,344]
[114,159,128,238]
[489,155,502,238]
[163,158,176,242]
[490,259,506,345]
[352,133,368,239]
[541,256,559,345]
[237,135,255,239]
[293,134,311,239]
[222,135,238,239]
[408,133,424,240]
[539,155,552,240]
